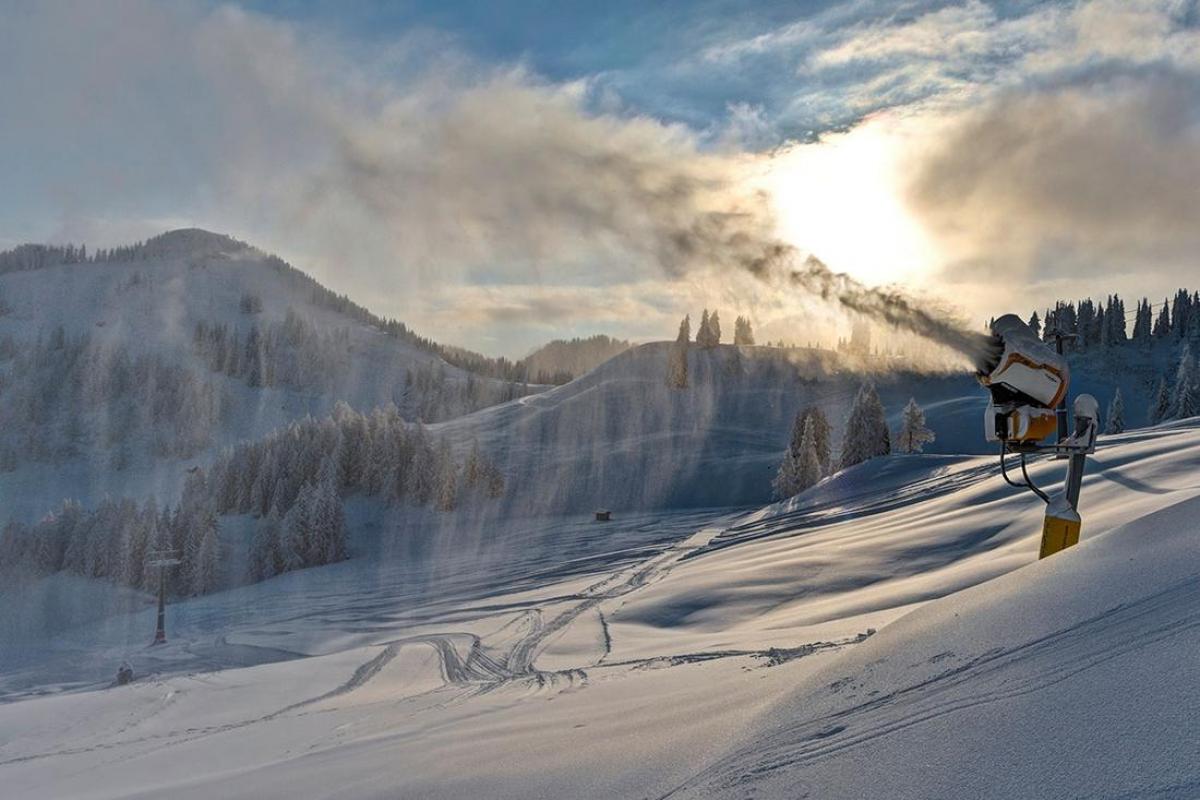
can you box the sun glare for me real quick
[762,116,939,289]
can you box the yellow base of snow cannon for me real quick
[1040,502,1081,559]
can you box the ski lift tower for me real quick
[145,548,181,645]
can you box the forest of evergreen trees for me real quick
[519,335,632,385]
[1029,289,1200,425]
[0,326,219,470]
[773,387,935,500]
[193,311,353,392]
[0,403,505,595]
[1026,289,1200,350]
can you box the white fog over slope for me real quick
[2,420,1198,799]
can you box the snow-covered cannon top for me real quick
[977,313,1069,411]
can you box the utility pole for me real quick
[145,548,181,646]
[1043,317,1078,449]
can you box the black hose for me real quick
[999,446,1051,504]
[1020,454,1051,504]
[999,446,1026,490]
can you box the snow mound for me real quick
[672,490,1200,799]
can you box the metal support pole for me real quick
[146,548,178,646]
[1054,333,1069,446]
[1038,397,1097,559]
[154,567,167,645]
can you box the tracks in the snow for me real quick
[666,573,1200,797]
[286,527,725,709]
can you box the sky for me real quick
[2,0,1199,356]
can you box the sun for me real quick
[760,115,940,289]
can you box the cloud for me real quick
[703,0,1200,312]
[0,1,790,349]
[909,67,1200,292]
[9,0,1195,354]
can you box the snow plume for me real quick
[777,255,999,371]
[309,76,993,366]
[685,220,997,367]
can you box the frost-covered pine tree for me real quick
[733,316,755,345]
[895,398,935,454]
[839,382,891,470]
[250,507,282,580]
[797,405,831,475]
[313,456,346,563]
[1149,377,1171,425]
[794,419,823,492]
[405,424,438,504]
[774,408,806,498]
[667,315,690,389]
[777,419,825,501]
[435,440,459,512]
[1169,344,1199,420]
[696,310,712,348]
[772,442,800,499]
[463,440,483,489]
[280,491,308,572]
[189,510,220,596]
[1104,388,1126,435]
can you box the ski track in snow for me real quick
[667,571,1200,796]
[0,519,881,774]
[0,524,776,767]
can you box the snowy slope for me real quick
[3,419,1198,799]
[438,342,990,513]
[671,470,1200,798]
[435,337,1182,515]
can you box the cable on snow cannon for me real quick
[977,313,1099,559]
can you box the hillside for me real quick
[1,418,1197,798]
[437,330,1193,515]
[0,229,540,521]
[440,342,989,513]
[518,334,633,384]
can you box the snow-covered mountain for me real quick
[0,229,538,521]
[4,227,1200,798]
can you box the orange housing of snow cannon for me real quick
[989,404,1059,444]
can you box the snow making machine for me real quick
[977,314,1099,559]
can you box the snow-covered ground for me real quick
[4,419,1199,799]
